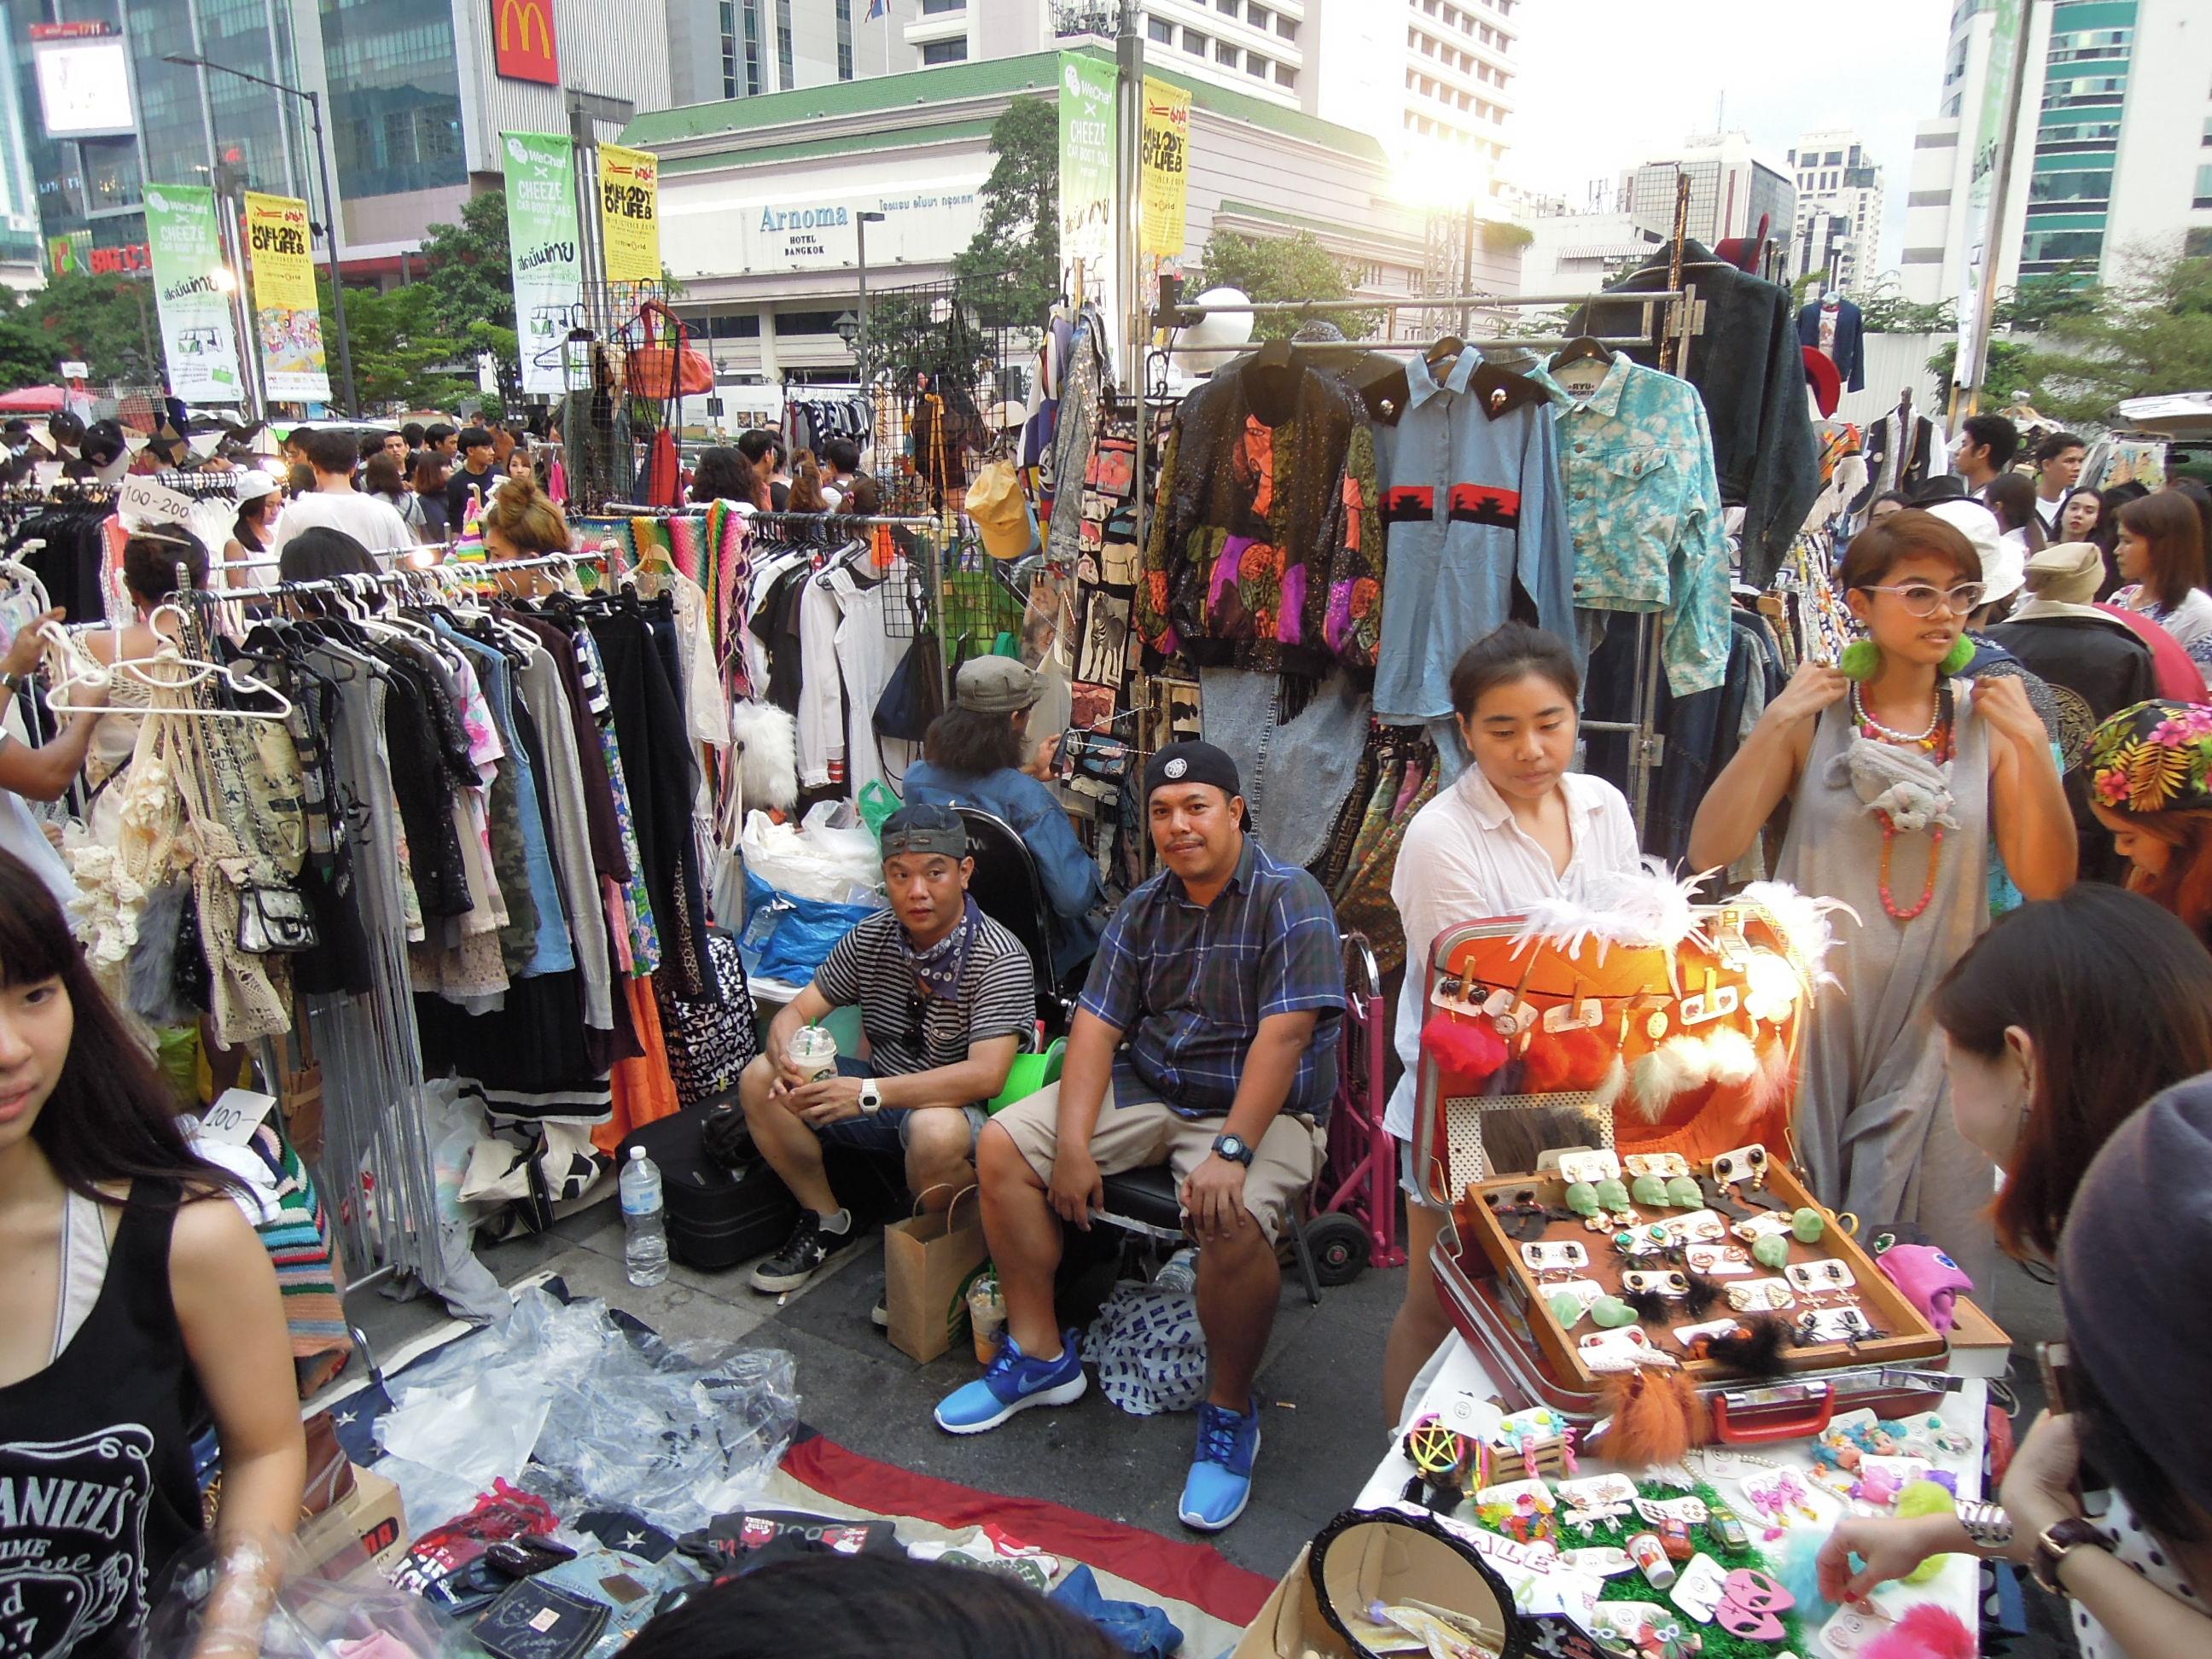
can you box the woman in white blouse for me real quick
[1381,623,1643,1422]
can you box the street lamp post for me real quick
[854,210,885,386]
[161,52,358,415]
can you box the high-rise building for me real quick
[1899,0,2212,306]
[692,1,1522,196]
[0,20,39,287]
[1619,132,1796,271]
[1787,127,1883,292]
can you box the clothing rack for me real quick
[1138,261,1695,830]
[601,502,943,532]
[183,548,609,608]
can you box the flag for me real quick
[865,0,887,18]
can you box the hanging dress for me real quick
[1774,680,2000,1291]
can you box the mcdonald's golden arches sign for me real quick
[492,0,559,84]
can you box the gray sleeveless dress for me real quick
[1774,683,2000,1293]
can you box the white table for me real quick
[1357,1334,1989,1656]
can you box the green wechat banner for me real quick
[144,183,242,403]
[1058,52,1119,352]
[503,131,583,398]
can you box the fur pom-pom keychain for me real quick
[1696,1314,1790,1378]
[1860,1605,1975,1659]
[1422,1009,1508,1088]
[1594,1370,1713,1468]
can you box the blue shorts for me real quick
[812,1057,988,1157]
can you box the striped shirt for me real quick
[814,908,1035,1075]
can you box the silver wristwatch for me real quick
[1955,1499,2013,1551]
[858,1079,883,1116]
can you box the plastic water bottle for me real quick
[1153,1247,1198,1295]
[620,1145,669,1287]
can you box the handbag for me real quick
[235,882,319,955]
[874,590,946,743]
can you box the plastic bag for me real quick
[373,1288,799,1538]
[740,868,882,986]
[739,804,882,902]
[856,778,901,836]
[143,1534,463,1659]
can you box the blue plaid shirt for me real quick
[1080,839,1345,1123]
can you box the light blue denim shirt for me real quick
[1372,346,1579,725]
[1551,353,1731,696]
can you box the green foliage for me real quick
[954,97,1060,328]
[2015,251,2212,425]
[1856,276,1955,336]
[1924,336,2040,406]
[416,191,519,338]
[313,274,472,414]
[17,273,161,386]
[1196,229,1377,341]
[0,288,50,387]
[1480,218,1533,255]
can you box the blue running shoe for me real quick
[933,1330,1087,1434]
[1179,1398,1260,1531]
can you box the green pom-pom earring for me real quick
[1838,639,1882,681]
[1940,634,1976,675]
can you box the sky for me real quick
[1505,0,1953,276]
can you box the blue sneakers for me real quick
[933,1330,1088,1434]
[1179,1398,1261,1531]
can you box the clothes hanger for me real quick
[46,625,294,722]
[1551,332,1615,371]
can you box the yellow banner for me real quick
[242,191,329,402]
[1139,78,1191,261]
[597,143,661,286]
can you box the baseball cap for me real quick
[1923,498,2017,605]
[879,802,968,861]
[956,655,1044,714]
[233,469,281,507]
[1144,740,1242,803]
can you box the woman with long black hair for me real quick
[0,849,303,1657]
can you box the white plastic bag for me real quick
[739,803,883,902]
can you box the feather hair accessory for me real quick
[1511,859,1709,964]
[1704,1026,1761,1088]
[1735,881,1855,989]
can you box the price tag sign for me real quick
[200,1087,277,1148]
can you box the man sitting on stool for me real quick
[740,804,1037,1304]
[934,742,1345,1533]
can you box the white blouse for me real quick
[1383,765,1642,1139]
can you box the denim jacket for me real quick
[899,760,1103,979]
[1552,354,1731,696]
[1372,347,1577,724]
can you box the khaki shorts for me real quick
[988,1076,1328,1244]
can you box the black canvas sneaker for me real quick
[748,1209,858,1293]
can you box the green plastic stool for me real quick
[987,1038,1066,1114]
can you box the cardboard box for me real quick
[295,1464,408,1575]
[1942,1295,2013,1380]
[1230,1544,1326,1659]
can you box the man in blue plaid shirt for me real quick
[934,742,1345,1532]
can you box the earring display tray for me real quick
[1450,1157,1947,1400]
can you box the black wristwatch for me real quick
[1212,1132,1254,1167]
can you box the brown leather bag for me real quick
[203,1408,356,1529]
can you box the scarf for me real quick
[903,897,984,1005]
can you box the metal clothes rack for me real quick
[1135,192,1704,833]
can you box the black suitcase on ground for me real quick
[618,1107,910,1273]
[620,1108,798,1272]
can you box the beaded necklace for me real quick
[1850,682,1956,923]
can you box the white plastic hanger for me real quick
[45,606,293,723]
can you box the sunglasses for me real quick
[1857,580,1987,618]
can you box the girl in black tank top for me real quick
[0,852,304,1659]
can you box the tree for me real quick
[313,275,472,413]
[1196,229,1377,341]
[1924,337,2040,407]
[0,289,49,388]
[954,96,1059,326]
[2017,250,2212,425]
[416,191,518,340]
[21,273,161,386]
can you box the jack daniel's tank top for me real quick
[0,1182,207,1658]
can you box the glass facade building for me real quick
[1,0,312,270]
[2021,0,2134,277]
[317,0,463,203]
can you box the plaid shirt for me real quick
[1080,839,1345,1123]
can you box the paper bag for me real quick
[884,1186,990,1363]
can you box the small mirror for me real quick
[1308,1511,1524,1658]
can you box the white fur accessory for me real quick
[1512,859,1708,963]
[728,699,799,813]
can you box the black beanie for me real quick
[2059,1077,2212,1516]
